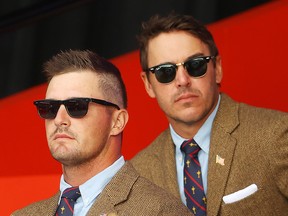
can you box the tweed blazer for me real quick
[131,93,288,216]
[11,162,193,216]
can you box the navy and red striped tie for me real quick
[181,139,207,215]
[55,186,81,216]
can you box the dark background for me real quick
[0,0,271,99]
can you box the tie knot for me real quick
[181,139,201,155]
[62,187,81,202]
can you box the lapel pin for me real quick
[216,155,225,166]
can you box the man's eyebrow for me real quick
[185,53,206,61]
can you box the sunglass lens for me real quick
[36,101,59,119]
[185,58,207,77]
[65,99,88,118]
[155,65,176,83]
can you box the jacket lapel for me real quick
[37,192,59,215]
[48,194,59,215]
[87,162,138,216]
[207,94,239,216]
[156,129,182,199]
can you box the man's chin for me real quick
[51,150,77,165]
[52,155,80,167]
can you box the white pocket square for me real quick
[223,184,258,204]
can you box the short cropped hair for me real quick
[43,50,127,108]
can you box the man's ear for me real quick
[110,109,129,136]
[140,71,156,98]
[215,56,223,84]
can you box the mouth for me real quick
[175,93,198,103]
[54,133,73,140]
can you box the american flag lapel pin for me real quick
[216,155,225,166]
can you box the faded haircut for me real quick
[43,50,127,108]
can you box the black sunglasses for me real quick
[33,97,120,119]
[148,56,216,83]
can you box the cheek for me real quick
[84,118,111,141]
[201,70,219,91]
[153,88,174,113]
[154,85,171,101]
[82,126,109,155]
[45,121,55,140]
[200,74,220,105]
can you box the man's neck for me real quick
[62,155,120,186]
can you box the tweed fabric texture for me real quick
[11,162,193,216]
[131,93,288,216]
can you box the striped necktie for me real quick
[55,186,81,216]
[181,139,207,215]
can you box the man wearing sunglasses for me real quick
[131,13,288,215]
[12,50,193,216]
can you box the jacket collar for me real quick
[86,162,138,216]
[207,93,240,216]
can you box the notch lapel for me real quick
[206,94,239,216]
[157,129,182,199]
[44,194,59,216]
[86,162,138,216]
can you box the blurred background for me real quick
[0,0,271,99]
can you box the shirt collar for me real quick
[59,156,125,206]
